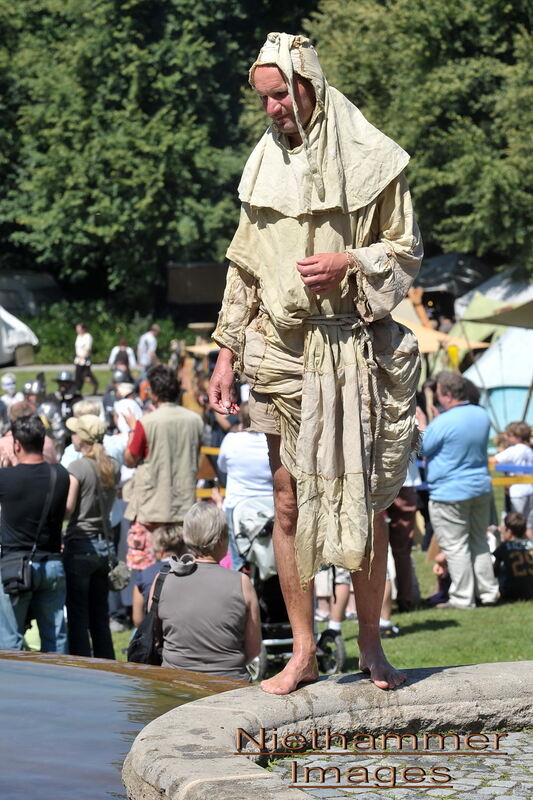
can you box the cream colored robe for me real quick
[214,172,422,587]
[214,34,421,586]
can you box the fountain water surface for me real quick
[0,651,241,800]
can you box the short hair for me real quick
[182,502,227,556]
[462,376,480,405]
[72,399,102,418]
[504,512,527,538]
[151,524,183,559]
[76,322,87,330]
[436,371,469,402]
[11,414,45,454]
[9,401,35,422]
[506,422,531,442]
[147,364,179,403]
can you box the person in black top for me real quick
[493,512,533,601]
[0,415,69,651]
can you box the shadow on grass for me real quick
[393,618,461,635]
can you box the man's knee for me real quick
[273,482,297,535]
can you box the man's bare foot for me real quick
[260,655,319,695]
[358,644,406,690]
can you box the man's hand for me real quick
[208,347,240,415]
[296,252,348,294]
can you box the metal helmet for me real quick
[55,370,75,383]
[23,379,45,397]
[112,369,129,383]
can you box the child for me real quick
[491,422,533,538]
[493,513,533,601]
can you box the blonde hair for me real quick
[73,399,102,418]
[81,441,115,488]
[182,502,227,556]
[151,525,184,559]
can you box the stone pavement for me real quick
[270,731,533,800]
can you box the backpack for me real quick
[127,564,170,665]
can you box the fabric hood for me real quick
[239,32,410,218]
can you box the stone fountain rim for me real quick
[122,660,533,800]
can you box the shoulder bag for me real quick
[87,458,130,591]
[127,564,170,664]
[0,465,57,599]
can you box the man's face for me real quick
[254,65,315,142]
[436,383,452,410]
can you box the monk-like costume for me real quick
[214,33,422,588]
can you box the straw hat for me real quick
[66,414,106,444]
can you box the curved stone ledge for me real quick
[123,661,533,800]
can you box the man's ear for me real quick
[12,438,21,455]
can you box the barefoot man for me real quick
[209,33,422,694]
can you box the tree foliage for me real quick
[4,0,527,299]
[306,0,532,271]
[0,0,252,300]
[0,0,318,303]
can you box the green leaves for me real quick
[307,0,532,272]
[0,0,254,301]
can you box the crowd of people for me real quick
[0,318,531,679]
[0,320,267,680]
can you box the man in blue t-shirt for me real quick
[421,372,499,608]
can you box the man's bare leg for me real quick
[260,434,319,695]
[352,514,406,689]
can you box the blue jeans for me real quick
[64,537,115,659]
[225,507,244,570]
[0,579,20,649]
[2,557,67,653]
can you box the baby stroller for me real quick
[232,497,346,681]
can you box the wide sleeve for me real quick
[212,263,260,370]
[344,173,423,322]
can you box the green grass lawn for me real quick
[9,367,113,396]
[318,549,533,673]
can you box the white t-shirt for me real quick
[217,431,273,509]
[74,332,93,364]
[495,443,533,498]
[137,332,157,368]
[403,458,422,488]
[114,397,143,434]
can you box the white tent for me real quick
[0,307,39,366]
[455,269,533,319]
[463,328,533,431]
